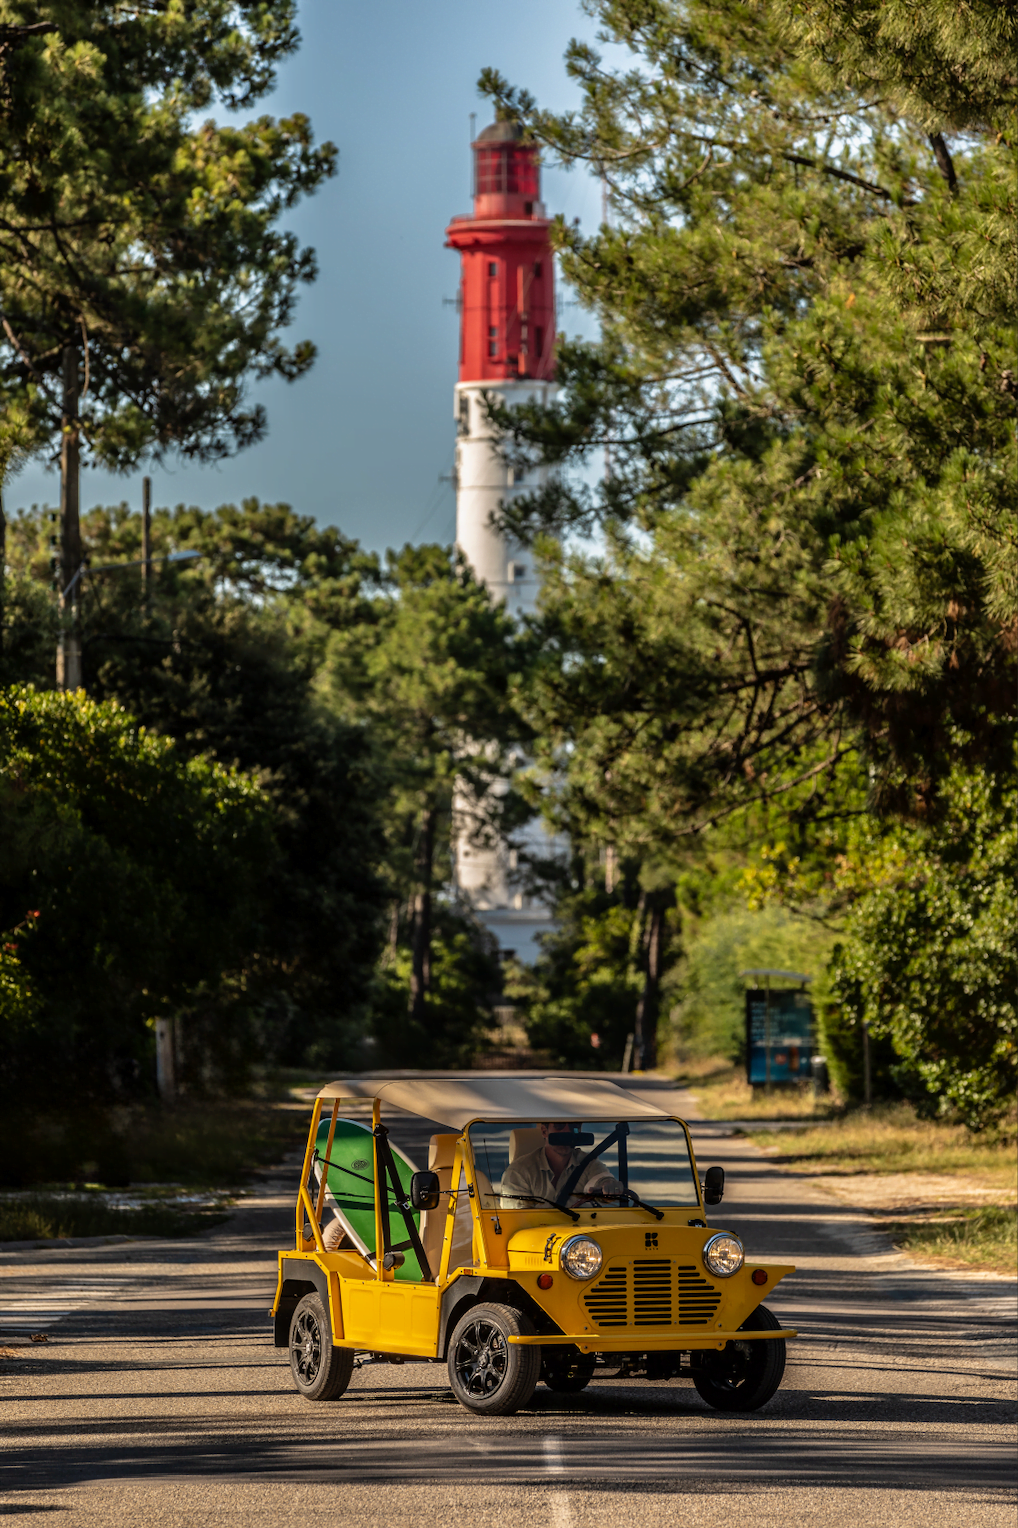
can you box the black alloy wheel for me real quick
[541,1345,597,1393]
[288,1293,354,1401]
[692,1303,786,1412]
[447,1302,541,1415]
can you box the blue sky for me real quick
[7,1,603,554]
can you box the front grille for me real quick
[583,1265,628,1326]
[583,1259,721,1329]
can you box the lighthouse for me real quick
[446,117,557,619]
[445,117,558,960]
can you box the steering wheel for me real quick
[570,1184,629,1206]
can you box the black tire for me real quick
[693,1303,786,1412]
[447,1302,541,1416]
[288,1293,354,1401]
[541,1345,596,1393]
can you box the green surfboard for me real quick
[314,1118,425,1282]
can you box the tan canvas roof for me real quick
[316,1075,675,1130]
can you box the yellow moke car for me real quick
[270,1075,796,1416]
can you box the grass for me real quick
[0,1096,307,1192]
[0,1192,229,1244]
[676,1059,1016,1274]
[748,1103,1017,1186]
[746,1102,1015,1276]
[875,1206,1017,1276]
[675,1058,838,1120]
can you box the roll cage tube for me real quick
[556,1121,629,1207]
[373,1123,433,1282]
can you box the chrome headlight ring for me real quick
[559,1234,604,1281]
[702,1231,744,1278]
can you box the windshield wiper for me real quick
[594,1186,664,1221]
[498,1191,581,1224]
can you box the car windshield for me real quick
[466,1119,699,1211]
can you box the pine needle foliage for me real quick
[481,0,1016,813]
[0,1,336,467]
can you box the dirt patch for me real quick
[811,1172,1016,1212]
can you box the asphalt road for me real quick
[1,1083,1015,1527]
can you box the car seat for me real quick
[508,1126,543,1162]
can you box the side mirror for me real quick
[703,1166,725,1205]
[410,1170,441,1211]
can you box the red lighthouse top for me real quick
[446,118,556,385]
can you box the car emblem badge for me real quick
[645,1231,659,1249]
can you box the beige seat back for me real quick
[509,1126,543,1162]
[420,1133,459,1280]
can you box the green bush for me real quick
[669,906,835,1064]
[831,764,1017,1129]
[0,686,274,1104]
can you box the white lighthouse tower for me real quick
[445,118,558,962]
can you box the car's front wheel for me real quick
[692,1303,786,1412]
[447,1302,541,1415]
[288,1293,354,1401]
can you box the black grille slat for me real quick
[583,1266,628,1327]
[676,1263,721,1324]
[633,1257,673,1327]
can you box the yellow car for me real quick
[270,1075,795,1416]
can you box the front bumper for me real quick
[509,1328,796,1352]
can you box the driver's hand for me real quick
[591,1175,625,1199]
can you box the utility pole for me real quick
[56,343,82,691]
[141,475,152,600]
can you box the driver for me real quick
[500,1122,623,1209]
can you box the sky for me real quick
[6,0,604,555]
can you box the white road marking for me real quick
[543,1435,565,1475]
[549,1492,573,1528]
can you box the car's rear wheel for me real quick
[692,1303,786,1412]
[541,1345,596,1393]
[289,1293,354,1401]
[447,1302,541,1415]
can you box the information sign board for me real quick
[745,988,813,1085]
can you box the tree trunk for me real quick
[633,887,673,1071]
[57,343,82,690]
[408,805,437,1027]
[0,482,5,667]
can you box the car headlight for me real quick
[702,1231,744,1278]
[559,1235,603,1281]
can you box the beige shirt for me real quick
[500,1146,617,1209]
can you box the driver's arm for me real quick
[499,1157,539,1208]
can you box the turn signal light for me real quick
[751,1268,768,1285]
[537,1273,554,1290]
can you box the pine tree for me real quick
[481,0,1016,812]
[0,3,336,681]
